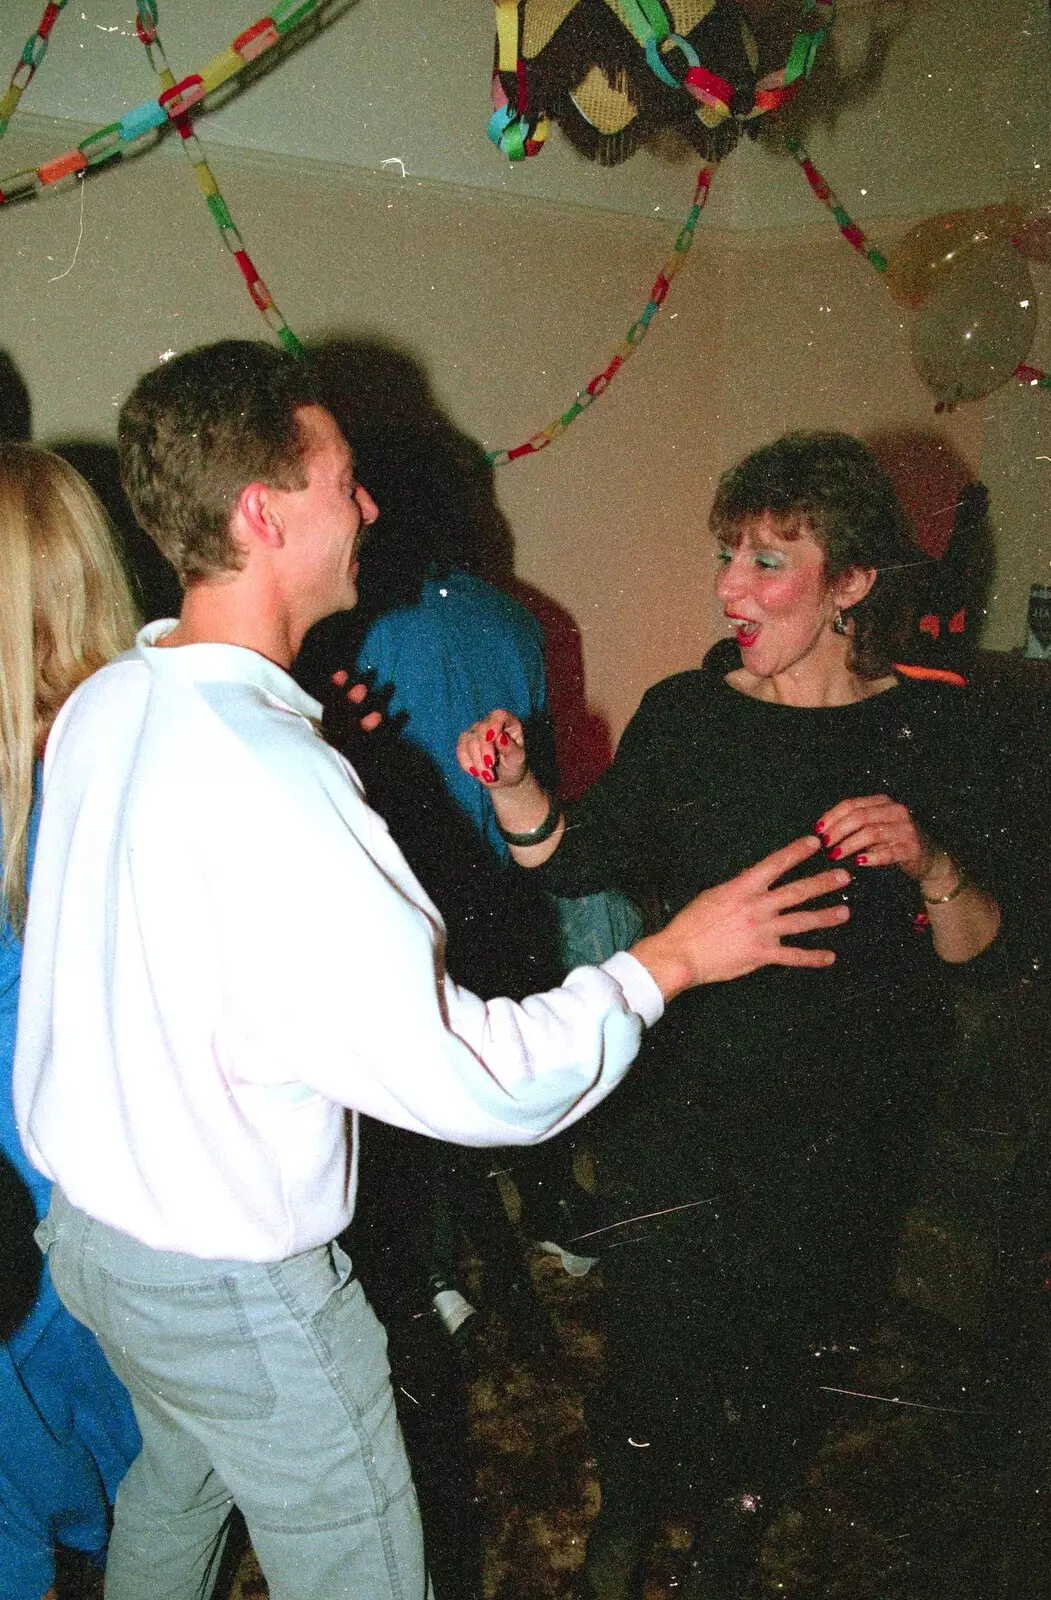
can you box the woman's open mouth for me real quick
[727,616,759,647]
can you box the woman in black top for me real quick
[457,432,1007,1599]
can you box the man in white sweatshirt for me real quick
[13,340,850,1600]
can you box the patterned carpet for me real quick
[216,1231,1048,1600]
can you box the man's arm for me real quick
[232,743,850,1146]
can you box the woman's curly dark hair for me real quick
[709,431,923,677]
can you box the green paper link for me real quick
[277,326,305,357]
[219,224,247,254]
[502,120,526,161]
[206,191,234,229]
[831,206,850,226]
[868,249,888,272]
[272,0,318,35]
[78,121,122,166]
[782,31,810,84]
[618,0,670,48]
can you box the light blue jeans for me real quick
[38,1190,431,1600]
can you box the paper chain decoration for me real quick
[489,0,834,161]
[133,1,302,355]
[0,0,68,141]
[485,164,712,465]
[786,136,1050,402]
[0,0,318,352]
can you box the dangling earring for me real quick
[832,609,848,636]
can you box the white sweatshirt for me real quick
[13,624,662,1261]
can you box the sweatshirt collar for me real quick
[136,621,323,722]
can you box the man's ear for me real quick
[834,564,877,610]
[233,482,285,552]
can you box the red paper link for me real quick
[39,3,62,39]
[684,64,731,108]
[37,147,86,185]
[160,75,206,118]
[233,18,280,63]
[234,248,273,310]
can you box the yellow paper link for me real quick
[191,159,219,199]
[494,1,520,72]
[200,46,243,98]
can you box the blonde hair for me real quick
[0,444,139,933]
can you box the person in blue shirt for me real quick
[0,443,141,1600]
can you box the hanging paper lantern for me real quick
[910,242,1037,408]
[488,0,833,166]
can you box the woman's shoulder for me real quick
[635,665,720,723]
[889,668,982,733]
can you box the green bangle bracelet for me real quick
[496,796,563,847]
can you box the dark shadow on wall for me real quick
[867,427,996,668]
[0,348,180,619]
[48,440,181,623]
[303,333,614,797]
[0,350,32,443]
[507,580,614,801]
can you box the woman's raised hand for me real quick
[814,795,934,880]
[456,709,529,789]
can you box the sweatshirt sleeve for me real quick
[219,739,663,1145]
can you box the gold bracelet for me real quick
[921,860,968,904]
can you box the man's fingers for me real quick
[770,866,851,907]
[747,833,824,887]
[773,945,837,968]
[774,905,850,938]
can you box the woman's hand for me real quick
[815,794,1001,962]
[814,795,935,881]
[456,709,529,789]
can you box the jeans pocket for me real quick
[97,1267,278,1422]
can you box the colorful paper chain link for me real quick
[0,0,68,142]
[489,0,834,159]
[784,136,887,272]
[134,1,302,356]
[486,164,712,465]
[786,136,1050,400]
[488,0,549,160]
[0,1,321,203]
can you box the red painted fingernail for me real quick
[468,766,479,777]
[485,728,495,742]
[483,753,494,768]
[856,854,868,865]
[815,819,826,832]
[499,732,509,746]
[482,772,494,784]
[828,847,842,860]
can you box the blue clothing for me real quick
[355,572,548,863]
[1,779,139,1600]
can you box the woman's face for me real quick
[714,513,843,681]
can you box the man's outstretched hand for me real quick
[630,835,851,1003]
